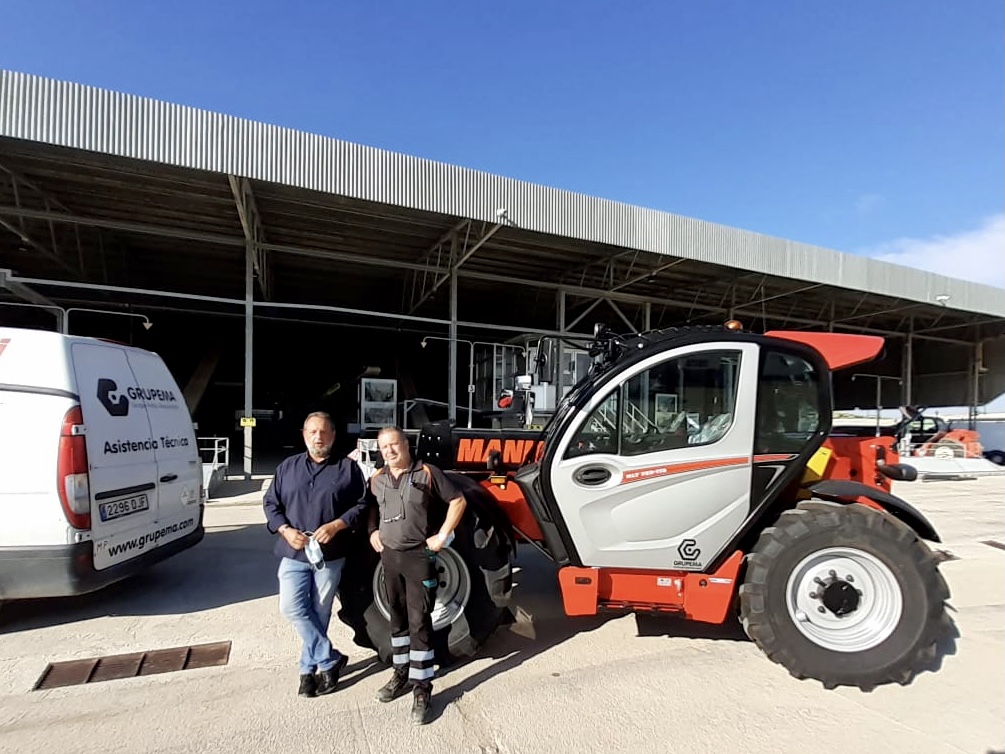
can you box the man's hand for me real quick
[280,526,308,551]
[313,520,346,545]
[369,530,383,553]
[425,532,449,552]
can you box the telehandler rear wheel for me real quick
[739,500,953,690]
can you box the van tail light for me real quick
[57,406,91,530]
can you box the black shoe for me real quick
[315,654,349,696]
[298,673,317,698]
[411,687,432,725]
[375,670,411,703]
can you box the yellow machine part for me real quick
[801,446,833,485]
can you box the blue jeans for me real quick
[278,556,346,675]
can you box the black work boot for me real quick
[298,673,317,698]
[315,654,349,696]
[375,669,410,703]
[411,686,432,725]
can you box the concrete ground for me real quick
[0,477,1002,754]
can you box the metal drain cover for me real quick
[33,641,231,690]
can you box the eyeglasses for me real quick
[379,470,422,523]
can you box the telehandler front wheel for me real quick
[338,501,513,667]
[739,500,953,690]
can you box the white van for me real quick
[0,326,205,602]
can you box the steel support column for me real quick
[556,290,566,401]
[970,336,983,428]
[448,269,459,424]
[243,242,254,480]
[903,317,914,406]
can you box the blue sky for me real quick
[1,1,1003,285]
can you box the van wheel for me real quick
[739,500,954,690]
[337,501,513,666]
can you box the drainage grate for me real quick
[981,540,1005,552]
[33,641,231,691]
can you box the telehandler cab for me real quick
[339,321,952,691]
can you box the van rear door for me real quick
[123,348,202,539]
[73,342,161,569]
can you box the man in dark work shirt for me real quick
[367,426,466,725]
[263,411,367,698]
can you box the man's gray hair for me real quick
[303,411,335,430]
[377,425,406,442]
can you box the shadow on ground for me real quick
[419,545,754,723]
[208,477,268,500]
[0,522,277,634]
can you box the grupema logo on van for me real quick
[96,378,178,417]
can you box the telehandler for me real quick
[338,321,952,691]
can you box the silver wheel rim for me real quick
[372,547,472,632]
[785,547,903,653]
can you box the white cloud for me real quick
[863,213,1005,289]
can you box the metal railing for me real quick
[197,436,230,472]
[596,399,657,436]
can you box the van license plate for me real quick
[99,494,150,522]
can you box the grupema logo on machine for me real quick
[96,378,178,417]
[674,538,702,567]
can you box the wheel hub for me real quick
[820,579,860,616]
[785,547,904,652]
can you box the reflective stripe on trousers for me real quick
[381,546,437,689]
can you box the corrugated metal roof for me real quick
[1,69,1002,317]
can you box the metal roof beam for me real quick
[1,270,590,339]
[0,205,448,275]
[609,256,688,293]
[409,221,503,314]
[0,163,84,278]
[455,269,976,342]
[742,283,824,308]
[0,267,64,328]
[913,317,1005,335]
[228,175,271,300]
[405,219,471,312]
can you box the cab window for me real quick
[621,350,741,457]
[754,350,821,454]
[565,391,619,458]
[565,349,742,459]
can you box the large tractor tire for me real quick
[738,500,953,690]
[337,477,513,666]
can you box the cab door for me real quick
[547,342,759,571]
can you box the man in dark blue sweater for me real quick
[263,411,367,698]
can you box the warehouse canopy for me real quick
[1,70,1003,417]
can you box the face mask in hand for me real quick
[304,534,326,571]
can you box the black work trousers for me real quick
[381,545,437,690]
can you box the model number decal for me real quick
[621,457,748,484]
